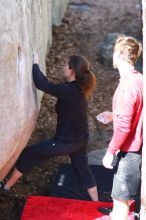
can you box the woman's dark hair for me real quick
[68,55,96,99]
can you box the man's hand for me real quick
[96,111,113,124]
[103,151,114,169]
[33,52,39,64]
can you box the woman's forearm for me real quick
[33,64,49,91]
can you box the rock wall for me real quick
[53,0,69,26]
[0,0,69,179]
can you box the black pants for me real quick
[16,137,96,189]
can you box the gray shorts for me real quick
[111,151,142,201]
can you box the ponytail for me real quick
[76,69,96,99]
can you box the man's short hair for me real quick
[114,36,142,65]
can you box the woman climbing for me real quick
[0,54,98,201]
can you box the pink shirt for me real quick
[108,70,143,155]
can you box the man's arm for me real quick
[103,85,137,169]
[107,86,136,155]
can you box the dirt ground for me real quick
[0,0,142,219]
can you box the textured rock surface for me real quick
[0,0,68,179]
[52,0,69,26]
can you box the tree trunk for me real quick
[141,1,146,219]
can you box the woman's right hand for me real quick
[96,111,113,124]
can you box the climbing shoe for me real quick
[98,207,113,215]
[134,212,140,220]
[0,180,9,197]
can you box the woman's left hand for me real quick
[33,52,39,64]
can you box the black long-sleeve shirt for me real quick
[33,64,89,142]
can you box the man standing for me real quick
[97,36,143,220]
